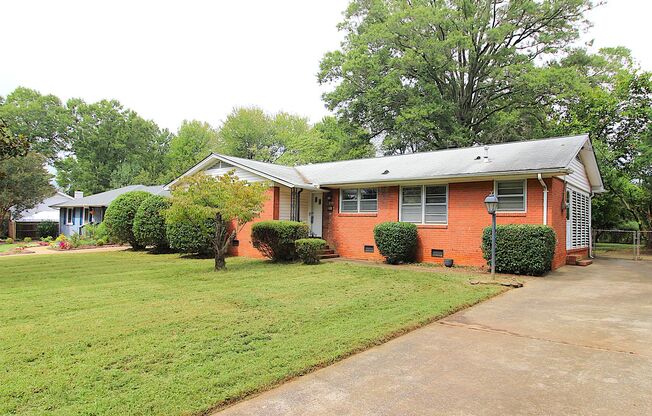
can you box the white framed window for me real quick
[400,185,448,224]
[339,188,378,213]
[495,180,526,212]
[83,208,94,224]
[65,208,73,225]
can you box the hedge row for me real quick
[481,224,556,276]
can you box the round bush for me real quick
[103,191,151,249]
[166,216,215,254]
[295,238,326,265]
[373,221,418,264]
[37,221,58,239]
[481,224,556,276]
[251,220,309,261]
[133,195,171,251]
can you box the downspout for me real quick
[537,173,548,225]
[589,191,595,259]
[296,189,303,222]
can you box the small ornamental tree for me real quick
[103,191,151,249]
[166,171,268,271]
[133,195,171,252]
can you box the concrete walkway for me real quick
[217,258,652,415]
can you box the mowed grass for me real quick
[0,252,503,415]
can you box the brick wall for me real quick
[322,178,570,269]
[228,186,277,258]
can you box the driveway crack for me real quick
[437,320,641,356]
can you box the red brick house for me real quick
[166,134,604,269]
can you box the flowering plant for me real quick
[57,240,72,250]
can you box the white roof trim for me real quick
[165,154,319,190]
[565,137,605,193]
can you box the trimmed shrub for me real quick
[5,237,14,244]
[373,221,418,264]
[133,195,171,251]
[103,191,151,249]
[70,233,81,248]
[37,221,58,239]
[23,237,32,243]
[295,238,326,265]
[251,220,309,261]
[166,216,215,254]
[82,223,109,241]
[481,224,557,276]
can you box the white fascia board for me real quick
[317,168,570,188]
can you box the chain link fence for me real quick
[592,229,652,261]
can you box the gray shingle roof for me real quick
[167,134,604,192]
[296,134,589,186]
[51,185,169,208]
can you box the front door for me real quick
[310,192,323,237]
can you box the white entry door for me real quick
[310,192,323,237]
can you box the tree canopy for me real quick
[545,48,652,232]
[55,99,171,194]
[218,107,374,165]
[0,118,29,161]
[165,120,220,182]
[0,153,53,236]
[0,87,72,162]
[319,0,596,153]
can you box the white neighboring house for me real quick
[9,191,73,239]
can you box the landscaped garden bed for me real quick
[0,251,504,415]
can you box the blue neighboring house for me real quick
[51,185,169,237]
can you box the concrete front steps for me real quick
[317,243,340,260]
[566,254,593,266]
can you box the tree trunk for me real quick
[213,213,236,271]
[215,252,226,270]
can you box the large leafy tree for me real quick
[546,48,652,234]
[165,120,220,181]
[219,107,374,164]
[0,153,53,236]
[55,99,171,194]
[0,118,29,161]
[0,87,72,162]
[277,116,375,164]
[319,0,595,153]
[166,172,268,270]
[218,107,278,162]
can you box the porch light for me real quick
[484,193,498,279]
[484,193,498,214]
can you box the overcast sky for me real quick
[2,0,651,132]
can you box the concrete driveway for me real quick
[217,258,652,415]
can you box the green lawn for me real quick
[0,252,503,415]
[594,242,636,252]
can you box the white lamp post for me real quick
[484,193,498,279]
